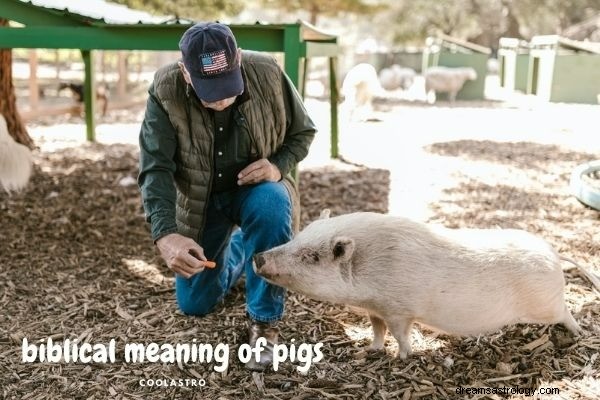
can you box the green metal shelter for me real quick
[527,35,600,104]
[0,0,342,157]
[498,37,530,92]
[422,33,491,100]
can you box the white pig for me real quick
[254,211,599,359]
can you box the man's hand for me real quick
[237,158,281,186]
[156,233,206,278]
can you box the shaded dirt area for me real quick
[425,140,600,254]
[427,140,598,173]
[1,136,599,399]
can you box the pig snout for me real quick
[254,253,266,270]
[253,253,279,281]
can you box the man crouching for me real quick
[137,22,316,371]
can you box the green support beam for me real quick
[283,24,301,87]
[81,50,96,141]
[329,57,339,159]
[283,24,303,180]
[0,26,288,52]
[232,26,285,53]
[0,26,183,50]
[300,57,309,98]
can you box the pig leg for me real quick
[560,307,582,336]
[386,318,414,359]
[367,314,387,351]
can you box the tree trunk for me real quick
[0,19,34,149]
[309,4,319,25]
[502,1,522,39]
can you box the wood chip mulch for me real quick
[1,140,598,399]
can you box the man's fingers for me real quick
[188,248,207,263]
[172,250,206,276]
[177,270,192,279]
[171,260,203,278]
[238,168,265,185]
[238,160,263,179]
[170,263,192,279]
[156,233,208,278]
[181,252,205,270]
[238,159,280,185]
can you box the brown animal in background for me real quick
[58,82,109,116]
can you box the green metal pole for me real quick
[283,24,302,180]
[283,25,301,88]
[329,56,339,159]
[300,57,308,99]
[81,49,96,141]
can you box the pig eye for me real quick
[301,251,320,264]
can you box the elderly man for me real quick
[138,22,316,371]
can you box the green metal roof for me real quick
[12,0,171,25]
[0,0,341,154]
[0,0,339,55]
[0,0,340,96]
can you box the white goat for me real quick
[0,114,32,192]
[340,63,382,121]
[424,66,477,103]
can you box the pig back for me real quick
[334,214,566,330]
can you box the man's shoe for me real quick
[244,319,279,372]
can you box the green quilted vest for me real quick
[153,50,300,242]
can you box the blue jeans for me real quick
[175,181,292,323]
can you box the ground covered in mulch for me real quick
[1,134,599,399]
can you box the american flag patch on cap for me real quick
[200,50,229,75]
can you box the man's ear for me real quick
[332,236,354,262]
[178,62,192,84]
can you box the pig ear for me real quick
[319,209,331,220]
[332,236,354,261]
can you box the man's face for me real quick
[178,59,239,112]
[199,96,237,111]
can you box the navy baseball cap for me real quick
[179,22,243,102]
